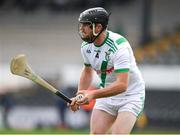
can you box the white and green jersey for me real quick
[81,30,145,98]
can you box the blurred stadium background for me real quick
[0,0,180,134]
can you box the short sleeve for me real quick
[113,43,130,73]
[81,47,91,67]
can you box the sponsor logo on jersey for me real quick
[86,49,91,53]
[95,53,99,58]
[94,50,101,58]
[105,50,111,61]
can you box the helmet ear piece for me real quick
[95,23,105,32]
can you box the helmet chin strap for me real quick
[92,23,98,36]
[89,23,105,43]
[79,23,105,43]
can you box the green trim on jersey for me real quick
[81,42,88,48]
[116,38,127,45]
[114,68,129,73]
[94,31,109,47]
[100,61,108,87]
[106,38,118,53]
[84,63,91,67]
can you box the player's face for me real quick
[79,22,93,41]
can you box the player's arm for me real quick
[78,44,93,91]
[69,45,93,111]
[78,65,93,91]
[77,70,129,104]
[91,71,128,98]
[69,65,93,110]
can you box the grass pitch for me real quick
[0,127,180,134]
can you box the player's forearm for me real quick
[78,67,93,91]
[78,75,92,91]
[92,80,128,99]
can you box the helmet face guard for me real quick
[78,7,110,43]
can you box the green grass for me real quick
[0,128,180,134]
[0,129,83,134]
[133,127,180,134]
[0,128,89,134]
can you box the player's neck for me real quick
[94,31,107,46]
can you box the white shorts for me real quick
[93,92,145,117]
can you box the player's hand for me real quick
[67,97,80,112]
[76,90,95,105]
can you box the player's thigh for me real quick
[90,109,116,134]
[111,111,137,134]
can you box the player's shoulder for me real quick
[107,31,130,52]
[81,41,89,49]
[108,30,128,46]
